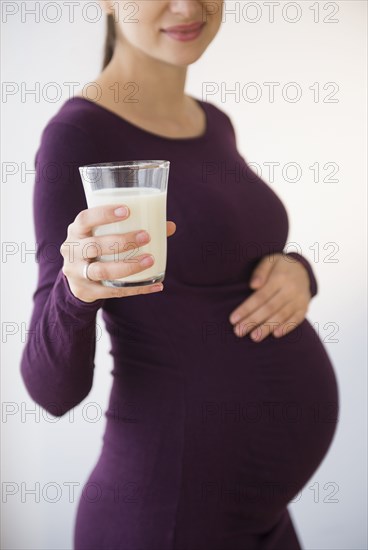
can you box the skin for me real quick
[62,0,312,340]
[229,253,311,341]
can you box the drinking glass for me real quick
[79,160,170,288]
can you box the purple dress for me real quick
[21,97,339,550]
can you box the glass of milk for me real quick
[79,160,170,288]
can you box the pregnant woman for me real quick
[20,1,339,548]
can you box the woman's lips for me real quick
[161,22,205,42]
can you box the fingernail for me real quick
[114,206,129,217]
[234,324,243,337]
[136,231,150,244]
[151,284,163,292]
[230,313,240,324]
[140,255,154,266]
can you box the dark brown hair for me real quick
[102,14,116,70]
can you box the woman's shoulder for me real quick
[42,97,103,138]
[36,98,104,166]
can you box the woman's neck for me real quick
[99,42,189,118]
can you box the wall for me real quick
[1,1,367,548]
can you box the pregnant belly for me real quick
[108,309,339,495]
[102,308,340,539]
[179,316,340,530]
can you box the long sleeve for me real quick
[283,251,318,298]
[20,121,106,417]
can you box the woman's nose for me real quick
[168,0,203,19]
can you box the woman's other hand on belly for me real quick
[228,252,311,342]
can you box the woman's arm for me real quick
[282,251,318,298]
[20,121,105,417]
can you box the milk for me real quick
[86,186,167,285]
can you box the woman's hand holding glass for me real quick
[60,204,176,303]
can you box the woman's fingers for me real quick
[81,253,156,283]
[234,301,306,342]
[70,204,131,240]
[273,311,307,338]
[79,230,151,260]
[167,220,176,237]
[233,290,287,337]
[99,282,164,300]
[70,204,175,242]
[63,210,176,261]
[61,204,176,303]
[229,283,280,325]
[80,222,176,260]
[247,304,299,341]
[63,254,163,303]
[66,273,164,304]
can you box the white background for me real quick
[1,1,367,549]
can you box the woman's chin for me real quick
[164,50,207,67]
